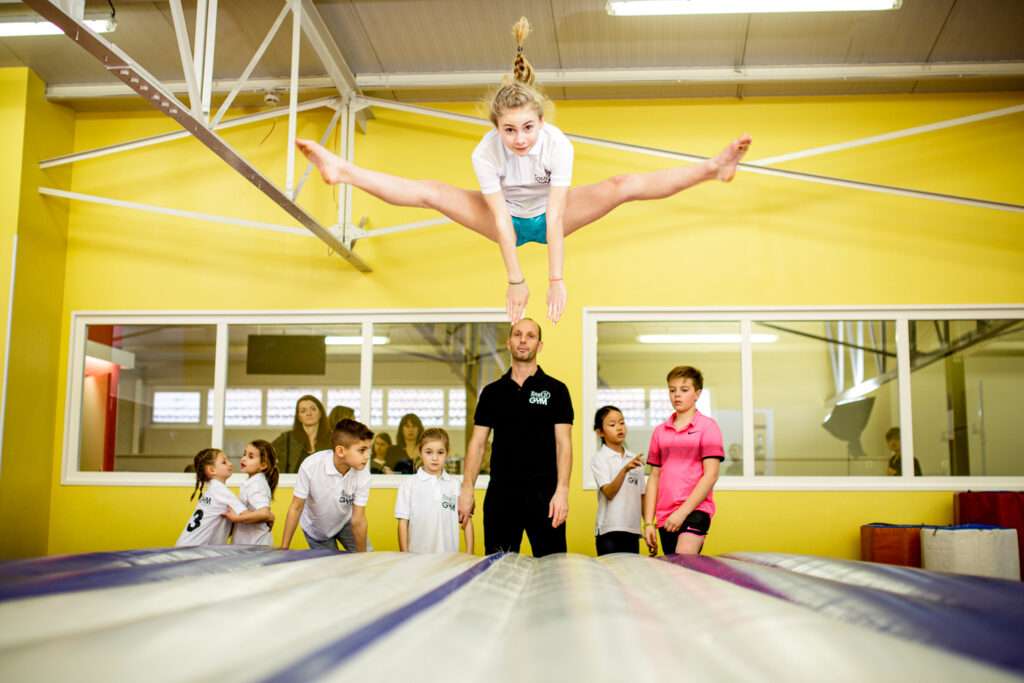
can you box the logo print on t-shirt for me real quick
[441,494,457,511]
[338,492,355,505]
[534,169,552,184]
[529,390,551,406]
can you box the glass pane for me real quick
[910,319,1024,476]
[596,321,743,476]
[223,324,363,474]
[372,322,509,475]
[753,321,900,476]
[79,324,216,472]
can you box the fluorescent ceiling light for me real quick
[636,333,778,344]
[0,18,116,37]
[325,335,389,346]
[607,1,900,16]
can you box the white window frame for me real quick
[62,309,506,488]
[583,305,1024,491]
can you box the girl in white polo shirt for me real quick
[224,440,279,546]
[592,406,650,556]
[395,428,474,554]
[176,448,248,547]
[296,17,751,325]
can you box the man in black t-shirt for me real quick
[458,318,573,556]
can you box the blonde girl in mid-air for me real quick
[298,17,751,324]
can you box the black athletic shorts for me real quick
[595,531,641,556]
[658,510,711,555]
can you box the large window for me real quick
[78,324,216,473]
[585,308,1024,489]
[371,322,508,475]
[64,313,507,485]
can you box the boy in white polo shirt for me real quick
[280,418,374,552]
[395,428,474,554]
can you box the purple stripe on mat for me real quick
[666,553,1024,675]
[0,549,336,602]
[259,553,504,683]
[660,554,789,600]
[0,546,270,581]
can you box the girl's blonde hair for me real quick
[487,17,547,126]
[418,427,450,452]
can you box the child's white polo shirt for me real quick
[471,122,574,219]
[295,450,371,542]
[233,472,272,546]
[394,468,460,553]
[592,444,645,536]
[175,479,247,547]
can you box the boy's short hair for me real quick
[418,427,450,452]
[885,427,901,442]
[332,418,374,449]
[666,365,704,391]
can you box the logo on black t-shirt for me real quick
[529,390,551,406]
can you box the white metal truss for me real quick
[28,0,1023,258]
[25,0,370,272]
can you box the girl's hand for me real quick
[222,510,241,523]
[624,454,644,471]
[507,281,529,324]
[546,279,567,323]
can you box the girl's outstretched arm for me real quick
[483,192,528,323]
[222,507,274,524]
[545,186,568,323]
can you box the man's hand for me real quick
[458,487,476,527]
[548,487,569,528]
[507,281,529,324]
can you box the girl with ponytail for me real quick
[225,440,279,546]
[297,17,750,324]
[176,448,248,547]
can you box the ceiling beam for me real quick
[46,61,1024,100]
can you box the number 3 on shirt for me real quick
[186,509,204,532]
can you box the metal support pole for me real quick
[200,0,218,123]
[168,0,201,116]
[285,0,301,199]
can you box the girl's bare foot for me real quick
[710,134,752,182]
[295,138,348,185]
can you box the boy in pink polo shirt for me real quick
[642,365,724,555]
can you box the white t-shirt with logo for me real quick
[233,472,273,546]
[175,479,247,547]
[394,468,461,553]
[592,444,645,535]
[471,123,574,219]
[295,449,371,541]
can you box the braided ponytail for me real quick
[487,17,547,126]
[511,17,534,86]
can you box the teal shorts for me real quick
[512,213,548,247]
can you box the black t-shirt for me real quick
[474,366,574,489]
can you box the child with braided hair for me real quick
[298,17,751,324]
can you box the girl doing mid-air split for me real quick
[298,17,751,324]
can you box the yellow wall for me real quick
[0,69,75,559]
[21,87,1024,558]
